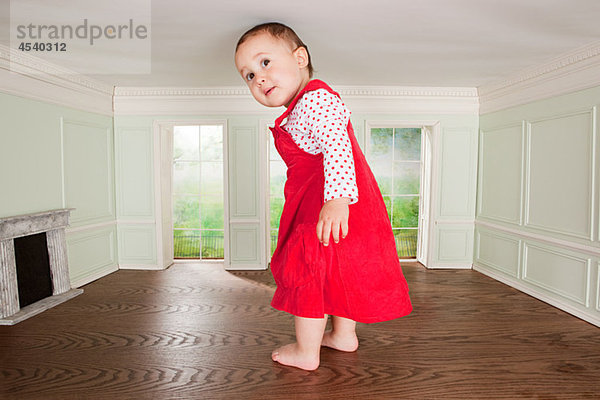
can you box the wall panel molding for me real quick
[117,225,157,264]
[66,226,117,286]
[229,126,258,219]
[597,262,600,312]
[476,220,600,256]
[230,225,259,264]
[476,122,525,225]
[66,220,117,234]
[437,227,472,262]
[475,229,521,278]
[115,127,154,218]
[61,118,115,227]
[439,128,477,217]
[523,242,591,307]
[524,108,596,241]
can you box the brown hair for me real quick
[236,22,314,78]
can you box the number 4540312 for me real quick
[18,42,67,51]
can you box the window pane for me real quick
[270,229,278,257]
[270,135,282,161]
[270,161,286,197]
[382,195,392,222]
[393,162,420,194]
[370,128,393,195]
[373,170,392,195]
[269,130,284,260]
[270,197,284,229]
[200,161,223,195]
[394,229,418,258]
[174,126,199,160]
[370,128,393,160]
[201,195,223,229]
[173,196,200,229]
[201,230,224,259]
[200,125,223,161]
[174,229,200,258]
[394,128,421,161]
[173,162,200,194]
[391,196,419,228]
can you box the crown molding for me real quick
[114,86,250,97]
[114,85,478,98]
[113,85,479,116]
[478,39,600,114]
[0,44,113,115]
[337,86,478,98]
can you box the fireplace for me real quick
[0,209,83,325]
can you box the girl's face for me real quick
[235,32,310,108]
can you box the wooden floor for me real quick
[1,263,599,399]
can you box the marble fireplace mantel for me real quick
[0,209,83,325]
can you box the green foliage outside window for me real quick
[173,126,225,259]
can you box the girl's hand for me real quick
[316,198,350,246]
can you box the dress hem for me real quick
[270,301,413,324]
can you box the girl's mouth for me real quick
[265,87,274,96]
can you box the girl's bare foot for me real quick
[321,330,359,352]
[271,343,320,371]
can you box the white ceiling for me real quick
[2,0,600,88]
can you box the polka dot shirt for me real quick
[283,89,359,204]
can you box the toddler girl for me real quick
[234,22,412,371]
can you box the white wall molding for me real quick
[66,220,117,234]
[113,85,479,116]
[474,263,600,328]
[478,40,600,114]
[522,242,591,307]
[476,220,600,257]
[114,86,478,98]
[0,44,113,115]
[71,264,119,288]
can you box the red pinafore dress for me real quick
[269,79,412,323]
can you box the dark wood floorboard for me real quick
[1,263,599,399]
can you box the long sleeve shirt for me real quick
[282,89,359,204]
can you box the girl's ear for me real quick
[293,46,309,69]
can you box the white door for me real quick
[417,126,432,267]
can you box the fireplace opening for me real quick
[14,232,53,307]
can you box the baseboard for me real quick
[71,264,119,288]
[426,263,473,269]
[474,263,600,328]
[225,263,268,271]
[118,263,166,270]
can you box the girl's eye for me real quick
[261,59,270,68]
[245,72,254,81]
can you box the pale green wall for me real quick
[0,92,117,286]
[476,85,600,325]
[114,110,478,269]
